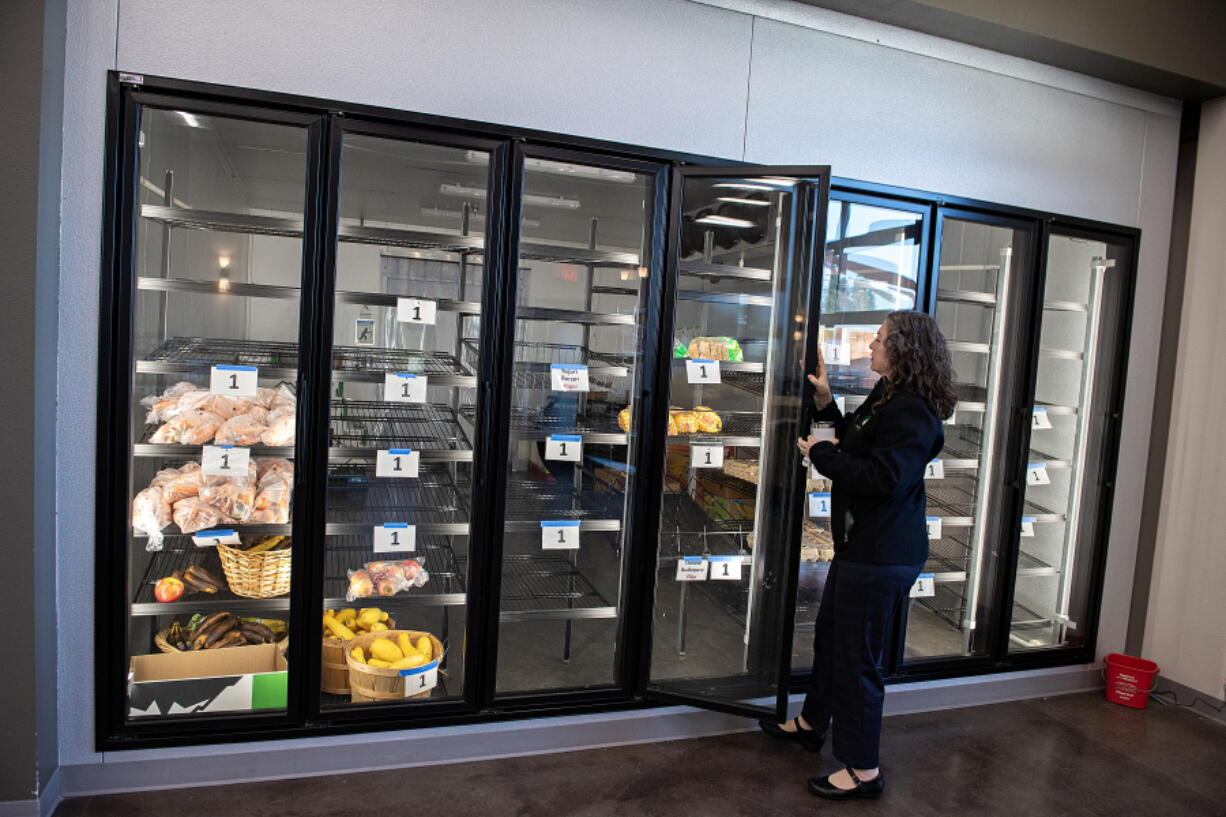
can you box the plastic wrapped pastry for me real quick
[686,336,743,362]
[672,410,698,435]
[161,463,204,504]
[133,486,173,550]
[142,381,199,424]
[260,412,296,446]
[171,497,230,534]
[214,414,268,447]
[694,406,722,433]
[618,406,632,433]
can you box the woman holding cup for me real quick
[759,310,957,800]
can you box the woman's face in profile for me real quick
[869,320,891,377]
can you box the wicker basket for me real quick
[155,623,288,654]
[345,630,444,702]
[321,616,395,695]
[217,543,292,598]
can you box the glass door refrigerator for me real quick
[641,166,830,716]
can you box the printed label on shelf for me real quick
[191,528,241,547]
[1021,516,1036,537]
[401,659,439,695]
[541,520,581,550]
[809,492,832,518]
[545,434,582,462]
[810,423,837,443]
[691,444,724,469]
[201,444,250,477]
[926,516,942,540]
[834,394,846,414]
[823,341,851,366]
[676,556,709,582]
[550,364,590,392]
[1026,463,1051,485]
[376,449,420,479]
[373,523,416,553]
[384,372,428,403]
[397,297,438,325]
[1032,407,1052,429]
[924,459,945,480]
[909,573,936,599]
[708,555,743,581]
[686,358,721,384]
[210,365,258,397]
[355,318,375,346]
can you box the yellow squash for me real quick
[368,637,403,663]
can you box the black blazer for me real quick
[809,380,944,565]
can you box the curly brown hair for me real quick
[875,310,958,420]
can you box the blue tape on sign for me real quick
[1022,516,1036,523]
[197,529,235,538]
[926,516,939,522]
[683,556,704,563]
[811,492,831,500]
[388,449,413,455]
[393,372,417,379]
[709,555,738,562]
[550,435,582,442]
[1028,462,1045,469]
[399,659,440,677]
[550,363,587,370]
[691,358,714,364]
[214,365,257,372]
[541,520,581,528]
[383,523,409,529]
[919,573,934,580]
[218,444,234,450]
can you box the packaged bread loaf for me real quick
[693,406,722,433]
[618,406,632,433]
[687,336,743,362]
[672,410,698,434]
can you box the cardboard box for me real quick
[129,643,288,718]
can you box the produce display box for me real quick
[128,643,287,718]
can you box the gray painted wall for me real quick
[0,0,46,804]
[48,0,1179,772]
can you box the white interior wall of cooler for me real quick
[50,0,1181,772]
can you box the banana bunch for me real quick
[243,535,289,553]
[322,607,389,641]
[351,631,434,670]
[164,612,280,651]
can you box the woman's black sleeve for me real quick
[809,399,937,495]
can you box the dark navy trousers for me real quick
[800,557,924,769]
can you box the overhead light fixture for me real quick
[177,111,200,128]
[217,255,231,293]
[695,214,756,228]
[440,182,579,210]
[713,178,796,191]
[717,196,770,207]
[464,151,637,183]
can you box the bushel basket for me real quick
[217,542,292,598]
[345,630,444,702]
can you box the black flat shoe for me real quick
[757,717,824,752]
[807,768,884,800]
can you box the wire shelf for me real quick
[326,477,471,526]
[926,480,977,517]
[142,337,471,378]
[503,476,625,521]
[494,554,614,615]
[130,546,288,615]
[329,402,472,450]
[488,406,627,439]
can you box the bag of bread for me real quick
[142,381,199,424]
[694,406,722,433]
[162,463,205,504]
[133,486,173,550]
[172,497,230,534]
[673,410,698,434]
[618,406,632,433]
[687,336,743,362]
[214,414,268,446]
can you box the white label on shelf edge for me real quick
[201,444,250,477]
[355,318,375,346]
[385,372,427,403]
[1021,516,1036,537]
[541,520,581,550]
[809,492,832,518]
[834,394,846,414]
[210,365,258,397]
[676,556,709,581]
[401,659,439,695]
[191,528,241,547]
[545,434,582,462]
[910,573,936,599]
[376,449,420,478]
[691,444,724,469]
[397,297,437,325]
[946,411,957,426]
[686,358,721,384]
[926,516,942,540]
[823,341,851,366]
[550,364,590,392]
[374,523,416,553]
[924,459,945,480]
[1032,407,1053,429]
[708,555,743,581]
[1027,463,1051,485]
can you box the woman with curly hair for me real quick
[759,310,957,800]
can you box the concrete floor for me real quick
[54,692,1226,816]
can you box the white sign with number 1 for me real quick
[401,660,439,695]
[686,359,721,384]
[374,523,416,553]
[709,556,742,581]
[545,435,582,462]
[809,492,831,517]
[541,520,580,550]
[691,445,723,469]
[202,445,250,477]
[385,372,427,403]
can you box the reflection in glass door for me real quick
[793,196,924,671]
[321,132,493,707]
[1009,232,1130,652]
[904,214,1032,662]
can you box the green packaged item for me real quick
[673,339,688,359]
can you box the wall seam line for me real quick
[742,15,755,161]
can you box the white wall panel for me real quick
[116,0,751,161]
[744,17,1148,225]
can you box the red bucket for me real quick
[1104,653,1159,709]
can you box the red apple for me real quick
[154,576,184,603]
